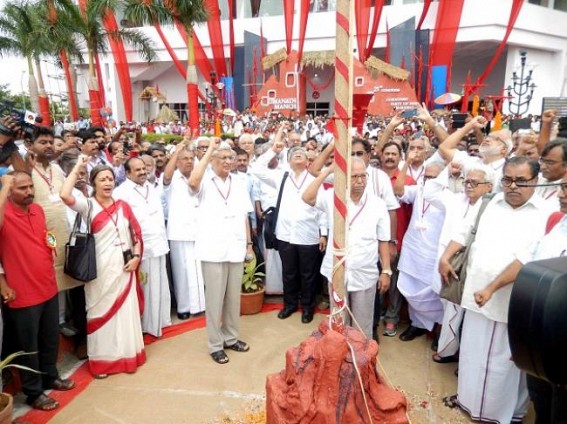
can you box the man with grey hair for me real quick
[238,133,255,163]
[439,116,512,191]
[189,139,253,364]
[424,163,494,362]
[251,125,327,324]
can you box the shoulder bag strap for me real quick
[272,171,289,227]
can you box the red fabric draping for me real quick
[38,95,51,127]
[364,0,384,62]
[204,0,227,76]
[155,22,186,79]
[429,0,465,67]
[228,0,235,74]
[94,53,106,108]
[297,0,310,66]
[88,89,103,126]
[260,19,266,60]
[306,70,335,91]
[60,52,79,121]
[469,0,524,94]
[416,0,432,30]
[102,10,133,122]
[385,19,390,63]
[354,0,371,63]
[187,83,200,135]
[175,22,214,81]
[283,0,294,54]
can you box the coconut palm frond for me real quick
[110,28,157,62]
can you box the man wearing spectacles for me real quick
[439,156,549,424]
[424,164,494,364]
[536,138,567,210]
[439,116,512,192]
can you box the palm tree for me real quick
[0,1,48,123]
[124,0,208,134]
[53,0,156,125]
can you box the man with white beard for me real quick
[439,116,512,192]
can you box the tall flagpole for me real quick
[331,0,354,306]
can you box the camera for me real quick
[0,101,43,139]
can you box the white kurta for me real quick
[114,179,171,337]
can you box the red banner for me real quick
[204,0,227,76]
[364,0,384,62]
[429,0,465,67]
[283,0,294,54]
[94,53,106,108]
[297,0,310,66]
[155,22,186,79]
[355,0,371,63]
[228,0,235,74]
[102,10,133,122]
[416,0,432,30]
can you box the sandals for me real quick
[211,350,229,364]
[432,353,459,364]
[50,377,75,391]
[29,393,59,411]
[443,395,459,409]
[224,340,250,352]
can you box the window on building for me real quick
[555,0,567,11]
[168,103,188,122]
[306,102,330,116]
[258,0,284,17]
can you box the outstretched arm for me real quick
[537,109,556,154]
[438,115,486,163]
[60,155,88,206]
[302,165,333,206]
[0,174,15,229]
[188,138,220,192]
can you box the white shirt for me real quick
[164,170,199,241]
[114,178,169,258]
[536,176,561,213]
[517,214,567,264]
[453,150,505,193]
[367,166,399,211]
[251,150,327,245]
[452,193,548,323]
[316,190,390,291]
[190,173,253,262]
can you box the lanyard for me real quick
[290,171,308,192]
[421,198,430,218]
[34,166,53,192]
[134,184,149,202]
[95,198,126,247]
[349,196,367,229]
[212,176,232,205]
[409,166,424,182]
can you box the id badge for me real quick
[414,219,428,231]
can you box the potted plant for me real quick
[0,351,39,424]
[241,255,266,315]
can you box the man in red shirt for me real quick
[379,142,416,337]
[0,172,75,411]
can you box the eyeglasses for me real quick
[539,158,563,166]
[216,155,233,162]
[351,173,368,181]
[464,179,491,188]
[351,151,366,157]
[197,146,209,151]
[500,176,535,187]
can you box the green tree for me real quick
[124,0,208,134]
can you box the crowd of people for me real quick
[0,104,565,423]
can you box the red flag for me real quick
[260,19,266,60]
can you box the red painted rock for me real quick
[266,319,408,423]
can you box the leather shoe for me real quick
[277,307,297,319]
[399,325,427,341]
[301,311,314,324]
[177,312,191,320]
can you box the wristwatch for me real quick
[132,254,140,259]
[381,269,393,277]
[389,240,398,245]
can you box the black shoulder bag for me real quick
[64,200,97,282]
[262,171,289,251]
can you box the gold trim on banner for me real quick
[262,48,287,70]
[364,56,410,81]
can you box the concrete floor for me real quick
[13,306,535,424]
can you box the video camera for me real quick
[0,101,43,139]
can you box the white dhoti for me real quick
[140,255,172,337]
[169,240,205,315]
[457,310,529,423]
[397,271,444,331]
[264,248,283,294]
[436,299,464,358]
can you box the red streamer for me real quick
[94,53,106,108]
[204,0,227,76]
[38,95,51,127]
[102,10,133,122]
[460,70,472,112]
[88,89,103,126]
[155,22,186,79]
[187,83,200,135]
[297,0,310,66]
[283,0,294,54]
[429,0,465,66]
[364,0,384,62]
[354,0,371,63]
[305,70,335,92]
[385,19,390,63]
[60,51,79,122]
[260,20,266,60]
[416,0,432,30]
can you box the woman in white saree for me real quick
[61,159,145,378]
